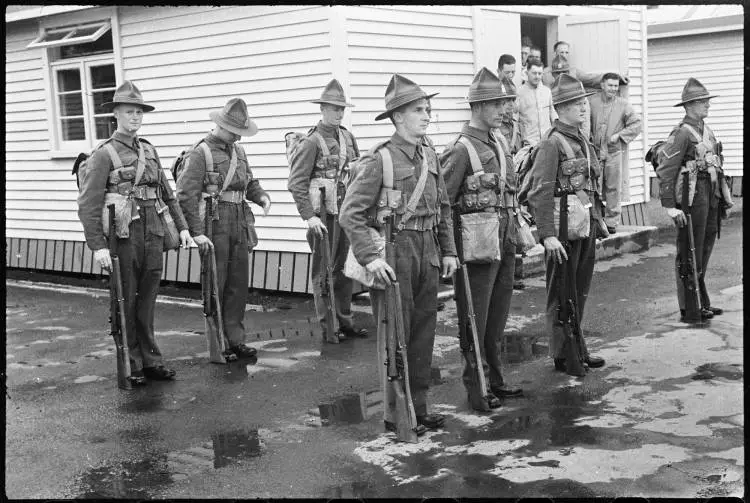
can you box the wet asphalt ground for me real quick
[5,203,743,499]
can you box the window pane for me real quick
[93,89,115,111]
[60,30,113,59]
[59,93,84,116]
[95,116,117,140]
[71,25,102,38]
[90,65,116,89]
[61,118,86,141]
[43,28,73,42]
[57,69,81,92]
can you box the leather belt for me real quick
[131,185,159,200]
[398,214,438,231]
[218,190,244,203]
[312,168,338,179]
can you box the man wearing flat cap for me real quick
[519,74,606,377]
[654,78,733,322]
[440,68,524,411]
[287,79,368,343]
[177,98,271,360]
[339,74,459,432]
[77,80,193,384]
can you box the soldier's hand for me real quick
[366,258,396,286]
[306,216,327,238]
[609,133,620,144]
[193,234,213,254]
[666,207,686,227]
[260,195,271,216]
[179,230,194,249]
[441,256,459,279]
[543,236,568,264]
[94,248,112,272]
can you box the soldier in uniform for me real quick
[77,81,193,384]
[519,74,606,376]
[440,68,524,410]
[339,74,459,432]
[287,79,368,343]
[176,98,271,359]
[654,78,732,322]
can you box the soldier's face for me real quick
[686,99,710,119]
[321,104,345,127]
[478,99,513,129]
[558,98,587,126]
[214,125,240,144]
[499,64,516,81]
[602,78,619,98]
[113,105,143,133]
[394,99,430,138]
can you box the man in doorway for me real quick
[519,74,606,377]
[339,74,459,432]
[517,57,558,147]
[543,41,630,89]
[589,72,642,234]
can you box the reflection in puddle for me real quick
[76,456,172,499]
[319,392,368,425]
[212,429,262,468]
[222,358,258,382]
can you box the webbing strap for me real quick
[458,137,484,176]
[312,129,348,171]
[220,146,238,196]
[198,142,214,174]
[552,131,591,182]
[399,148,431,230]
[103,143,123,171]
[491,133,508,181]
[134,142,146,187]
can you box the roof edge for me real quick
[5,5,95,23]
[648,14,744,38]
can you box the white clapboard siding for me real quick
[344,5,476,153]
[647,29,743,178]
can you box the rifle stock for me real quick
[384,216,419,443]
[557,194,586,377]
[453,210,492,411]
[108,204,132,390]
[679,171,703,322]
[319,187,340,344]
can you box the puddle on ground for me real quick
[245,318,322,340]
[220,358,258,382]
[691,362,742,381]
[75,456,173,499]
[319,392,368,426]
[212,429,262,468]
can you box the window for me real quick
[31,19,118,151]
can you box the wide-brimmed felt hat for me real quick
[209,98,258,136]
[100,80,155,112]
[674,77,719,107]
[311,78,354,107]
[458,67,516,104]
[551,73,596,106]
[550,54,570,74]
[375,74,438,121]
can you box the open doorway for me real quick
[521,15,549,66]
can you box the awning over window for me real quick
[27,21,110,49]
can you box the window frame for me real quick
[38,7,122,158]
[27,21,111,49]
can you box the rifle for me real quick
[107,204,132,390]
[202,195,237,363]
[678,171,703,322]
[319,187,340,344]
[383,213,420,442]
[453,210,493,411]
[556,194,586,377]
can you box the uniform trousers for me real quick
[544,220,596,359]
[117,200,165,371]
[371,228,440,419]
[208,201,250,346]
[598,150,624,227]
[675,175,718,310]
[306,213,355,335]
[455,211,516,392]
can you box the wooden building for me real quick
[5,5,650,293]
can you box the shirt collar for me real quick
[112,131,138,150]
[553,119,584,139]
[682,115,704,130]
[461,123,493,145]
[390,131,419,159]
[316,120,338,136]
[205,132,233,149]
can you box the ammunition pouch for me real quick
[204,171,223,195]
[375,188,401,225]
[309,177,338,215]
[343,226,386,290]
[553,193,591,241]
[102,193,138,239]
[558,158,589,191]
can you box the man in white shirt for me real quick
[516,57,558,147]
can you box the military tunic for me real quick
[339,132,456,419]
[176,133,268,346]
[655,115,724,311]
[287,121,360,335]
[521,120,602,360]
[77,131,188,371]
[440,124,518,394]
